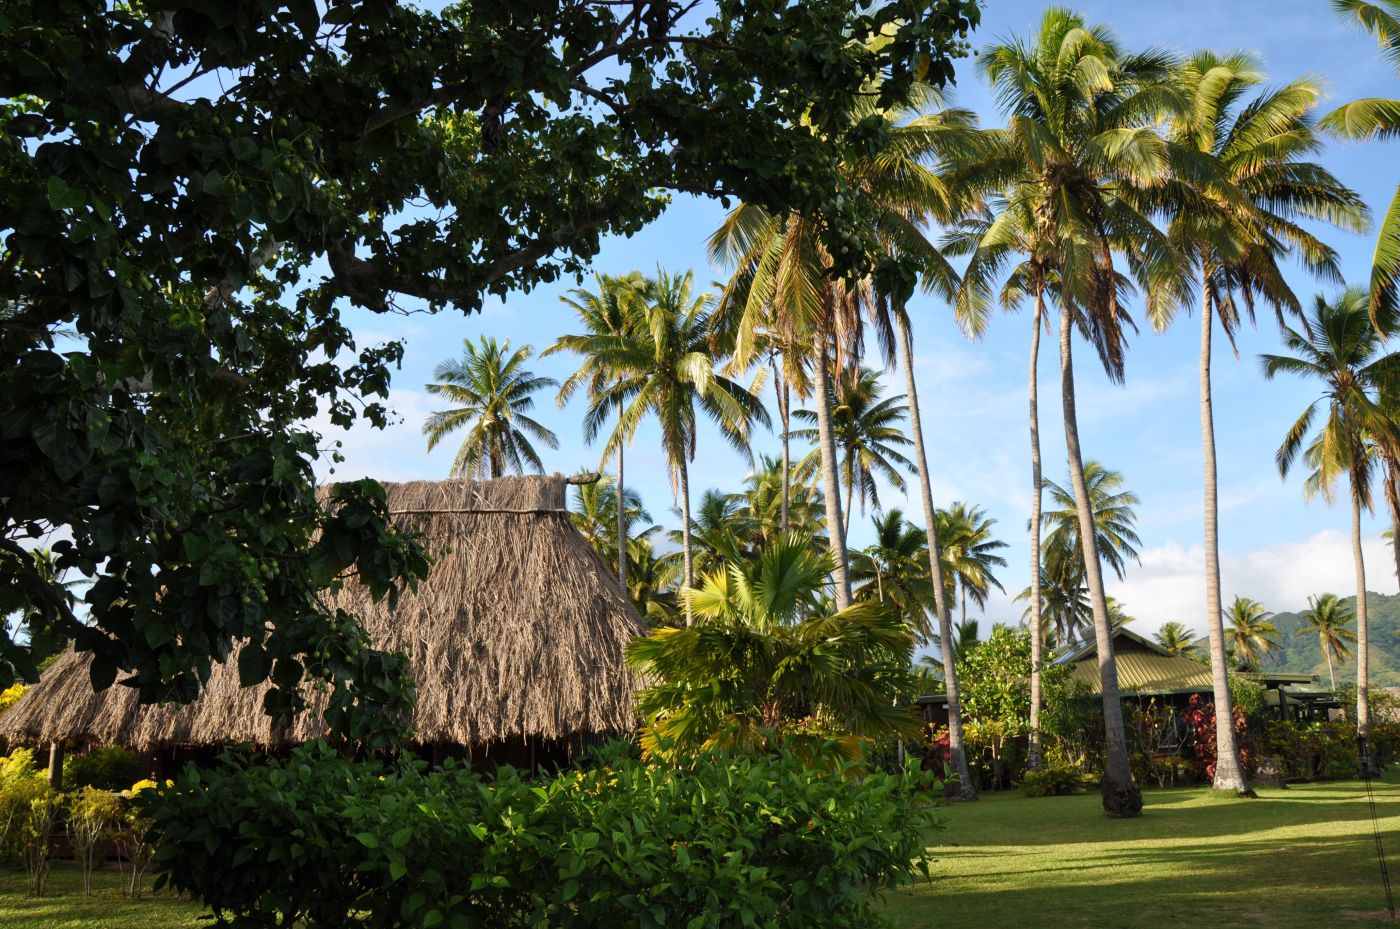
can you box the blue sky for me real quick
[316,0,1400,637]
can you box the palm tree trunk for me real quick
[1352,471,1371,749]
[843,469,855,549]
[1027,291,1045,771]
[1058,301,1141,817]
[1386,460,1400,590]
[1325,646,1337,693]
[616,397,627,592]
[1199,295,1250,795]
[813,345,852,609]
[779,376,791,533]
[897,313,975,800]
[680,456,694,624]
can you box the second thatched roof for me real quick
[0,475,644,751]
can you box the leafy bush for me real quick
[64,745,142,791]
[0,747,42,784]
[1261,720,1358,780]
[145,741,944,929]
[1021,762,1086,797]
[0,777,58,894]
[0,683,25,716]
[68,787,124,895]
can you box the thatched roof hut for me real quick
[0,475,644,756]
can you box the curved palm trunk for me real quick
[843,468,855,549]
[813,347,852,609]
[1352,472,1372,754]
[1199,299,1250,795]
[616,397,627,592]
[680,456,694,625]
[898,314,975,800]
[1027,293,1045,771]
[1058,302,1141,817]
[1386,460,1400,590]
[1324,646,1337,693]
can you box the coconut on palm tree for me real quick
[423,337,559,478]
[548,272,651,589]
[1298,593,1358,690]
[1263,287,1400,740]
[791,368,914,540]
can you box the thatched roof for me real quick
[0,476,644,751]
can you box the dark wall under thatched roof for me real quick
[0,475,645,752]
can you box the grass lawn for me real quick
[5,778,1400,928]
[0,862,203,929]
[884,775,1400,929]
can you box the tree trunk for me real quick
[813,348,852,609]
[897,313,975,800]
[616,397,627,592]
[1386,460,1400,590]
[1352,472,1371,747]
[1058,301,1141,817]
[1027,291,1045,771]
[1325,646,1337,693]
[843,468,855,549]
[680,456,694,624]
[47,741,63,790]
[780,376,791,533]
[1199,295,1251,795]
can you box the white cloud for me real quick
[1107,530,1396,636]
[309,387,455,484]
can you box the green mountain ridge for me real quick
[1255,591,1400,689]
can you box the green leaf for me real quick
[238,644,272,686]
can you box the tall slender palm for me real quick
[851,509,934,640]
[1224,596,1279,670]
[1263,287,1400,740]
[1155,621,1205,659]
[1298,592,1358,690]
[592,269,769,606]
[1324,0,1400,330]
[1162,50,1366,795]
[423,337,559,478]
[1042,462,1143,583]
[791,367,914,541]
[548,272,651,589]
[935,503,1008,625]
[977,7,1189,817]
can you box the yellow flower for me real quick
[130,779,159,794]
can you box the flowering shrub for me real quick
[1183,695,1250,781]
[144,741,944,929]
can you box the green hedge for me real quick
[143,742,943,929]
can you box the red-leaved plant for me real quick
[1184,694,1250,779]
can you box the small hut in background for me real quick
[0,475,644,774]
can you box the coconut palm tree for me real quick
[791,368,914,540]
[626,533,917,759]
[1224,596,1279,669]
[569,473,653,579]
[851,509,934,640]
[1298,593,1358,690]
[1159,49,1367,796]
[1263,287,1400,739]
[1324,0,1400,330]
[548,272,651,589]
[734,454,826,546]
[1155,621,1205,659]
[977,7,1190,816]
[935,503,1008,625]
[590,270,769,606]
[1043,462,1142,583]
[423,337,559,479]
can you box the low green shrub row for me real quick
[1020,762,1086,797]
[144,742,944,929]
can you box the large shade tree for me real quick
[422,337,559,478]
[0,0,977,738]
[1263,288,1400,742]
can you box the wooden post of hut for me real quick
[46,740,63,789]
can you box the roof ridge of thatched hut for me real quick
[0,474,643,753]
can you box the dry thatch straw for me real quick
[0,475,644,751]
